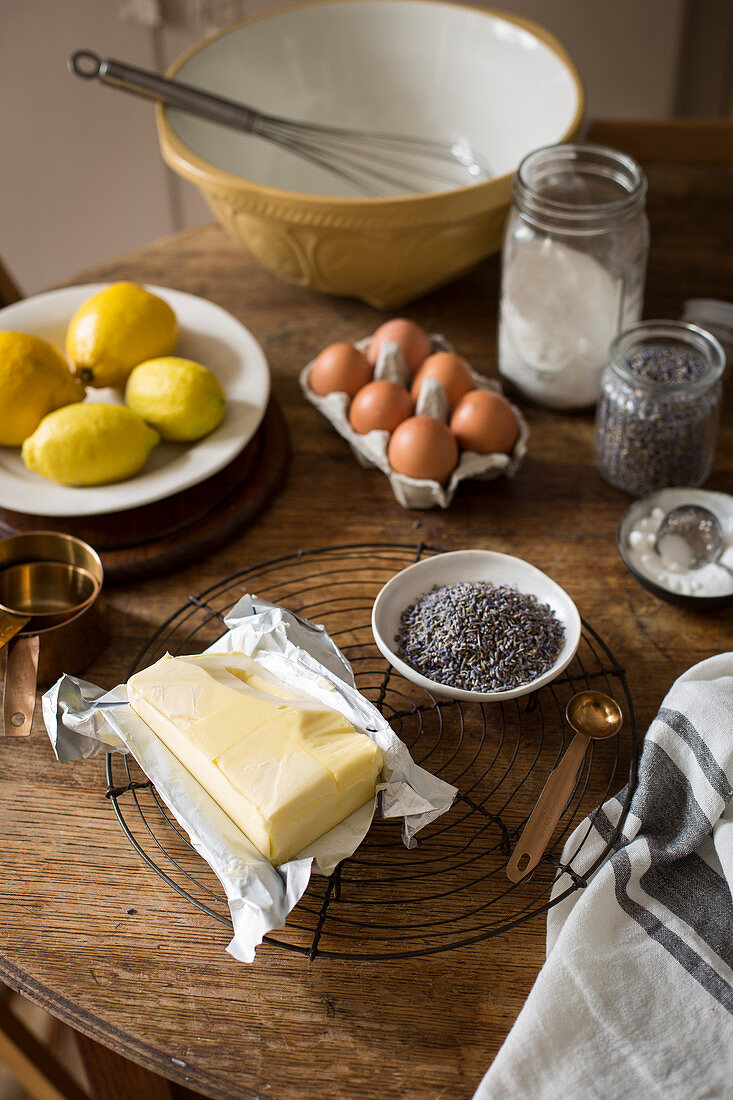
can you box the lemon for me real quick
[0,331,85,446]
[125,356,226,442]
[65,282,177,389]
[21,403,160,486]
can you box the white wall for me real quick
[2,1,177,296]
[1,0,726,297]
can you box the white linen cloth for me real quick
[475,654,733,1100]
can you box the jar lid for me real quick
[681,299,733,359]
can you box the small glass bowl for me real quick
[617,487,733,610]
[371,549,581,702]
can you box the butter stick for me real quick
[127,652,382,864]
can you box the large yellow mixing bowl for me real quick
[157,0,584,309]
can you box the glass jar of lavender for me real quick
[595,321,726,496]
[498,143,648,410]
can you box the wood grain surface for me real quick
[0,399,290,583]
[1,156,732,1100]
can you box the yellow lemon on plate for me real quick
[0,331,85,446]
[125,356,226,442]
[65,282,177,389]
[21,403,160,486]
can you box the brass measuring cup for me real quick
[0,533,105,737]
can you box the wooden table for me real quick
[1,151,732,1100]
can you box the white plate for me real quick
[0,284,270,516]
[371,549,581,702]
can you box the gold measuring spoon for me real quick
[0,558,99,737]
[506,691,623,882]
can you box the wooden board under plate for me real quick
[0,398,290,583]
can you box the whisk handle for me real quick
[69,50,263,134]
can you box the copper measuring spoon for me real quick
[0,551,101,737]
[0,608,30,650]
[0,561,95,652]
[0,561,97,621]
[506,691,623,882]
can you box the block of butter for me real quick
[126,651,383,865]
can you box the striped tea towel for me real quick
[475,654,733,1100]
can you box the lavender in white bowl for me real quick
[371,549,581,703]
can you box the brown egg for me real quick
[411,352,474,409]
[450,390,519,455]
[367,319,432,375]
[388,416,459,484]
[310,343,372,397]
[349,380,414,434]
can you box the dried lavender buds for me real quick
[595,331,724,498]
[623,345,707,384]
[395,581,565,693]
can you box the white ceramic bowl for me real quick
[158,0,583,306]
[164,0,582,197]
[371,549,581,702]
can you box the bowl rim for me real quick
[370,548,582,702]
[156,0,585,210]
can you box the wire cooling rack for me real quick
[106,543,638,960]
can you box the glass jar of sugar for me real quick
[595,321,726,496]
[498,144,648,409]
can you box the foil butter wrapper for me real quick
[42,597,457,963]
[300,335,529,509]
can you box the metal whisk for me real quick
[70,51,491,198]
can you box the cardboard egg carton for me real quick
[300,335,529,509]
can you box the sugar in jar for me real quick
[498,143,648,409]
[594,321,726,497]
